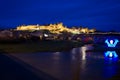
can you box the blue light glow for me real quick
[105,39,119,47]
[109,52,113,57]
[104,51,118,58]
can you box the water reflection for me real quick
[78,44,119,61]
[9,44,120,80]
[104,51,119,62]
[71,44,120,80]
[104,51,118,58]
[71,48,77,60]
[80,46,86,60]
[80,44,94,60]
[71,48,77,54]
[71,44,94,60]
[53,52,61,60]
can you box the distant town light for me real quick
[44,34,48,37]
[16,23,96,34]
[105,39,119,47]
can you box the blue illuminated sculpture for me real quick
[105,39,119,47]
[104,51,118,58]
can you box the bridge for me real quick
[71,33,120,45]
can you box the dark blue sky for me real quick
[0,0,120,31]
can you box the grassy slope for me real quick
[0,40,83,53]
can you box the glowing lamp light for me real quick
[110,40,114,44]
[104,51,118,58]
[105,39,119,47]
[44,34,48,37]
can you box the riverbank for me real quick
[0,40,84,53]
[0,54,56,80]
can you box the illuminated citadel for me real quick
[16,23,96,34]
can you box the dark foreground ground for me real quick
[0,53,56,80]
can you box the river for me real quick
[7,44,120,80]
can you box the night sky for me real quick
[0,0,120,31]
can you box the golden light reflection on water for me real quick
[53,52,60,60]
[81,46,87,60]
[71,44,94,60]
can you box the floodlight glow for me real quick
[104,51,118,58]
[105,39,119,47]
